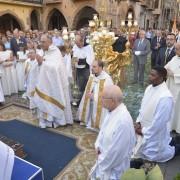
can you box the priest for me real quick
[132,67,175,163]
[165,42,180,133]
[77,60,113,130]
[90,85,136,179]
[0,141,14,180]
[33,34,73,128]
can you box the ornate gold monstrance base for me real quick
[94,41,131,87]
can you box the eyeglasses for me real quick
[166,38,175,40]
[101,97,112,100]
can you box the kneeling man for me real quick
[133,67,177,163]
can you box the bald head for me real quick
[104,85,123,102]
[40,34,52,51]
[102,85,123,111]
[175,42,180,56]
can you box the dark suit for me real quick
[156,47,176,66]
[151,36,166,67]
[133,38,151,84]
[10,37,26,56]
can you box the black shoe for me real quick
[130,158,144,169]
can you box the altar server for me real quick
[133,67,175,162]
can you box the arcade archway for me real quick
[73,6,98,30]
[0,13,22,32]
[47,9,68,30]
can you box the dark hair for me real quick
[0,40,5,51]
[152,66,167,81]
[167,33,176,39]
[59,46,66,53]
[96,60,104,68]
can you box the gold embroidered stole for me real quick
[81,76,93,123]
[35,87,65,110]
[92,79,105,129]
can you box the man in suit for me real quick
[10,29,26,57]
[151,30,166,67]
[157,33,176,66]
[132,30,151,86]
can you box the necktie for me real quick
[165,48,170,64]
[138,39,142,47]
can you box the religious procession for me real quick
[0,0,180,179]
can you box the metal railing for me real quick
[14,0,43,4]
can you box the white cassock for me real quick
[0,67,5,102]
[33,45,73,128]
[16,51,27,91]
[133,82,175,162]
[24,58,38,109]
[0,50,18,96]
[63,53,73,81]
[90,103,136,180]
[78,71,113,130]
[0,141,14,180]
[165,55,180,133]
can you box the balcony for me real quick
[0,0,43,6]
[44,0,62,4]
[146,1,154,10]
[15,0,42,3]
[152,8,161,15]
[140,0,147,7]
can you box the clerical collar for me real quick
[94,71,103,77]
[152,81,165,88]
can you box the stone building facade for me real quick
[0,0,179,32]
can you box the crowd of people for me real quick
[0,27,180,180]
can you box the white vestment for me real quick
[16,51,27,91]
[78,71,113,130]
[133,82,175,162]
[33,45,73,128]
[0,69,5,102]
[90,104,136,180]
[0,50,18,96]
[63,53,73,80]
[0,141,14,180]
[24,58,38,109]
[165,55,180,133]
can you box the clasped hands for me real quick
[86,92,94,100]
[134,122,143,136]
[36,54,44,65]
[134,51,141,56]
